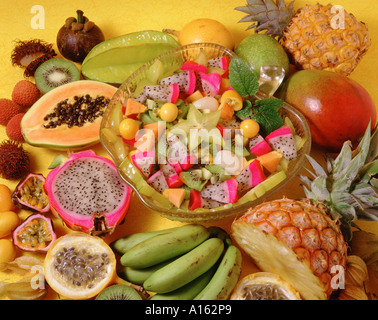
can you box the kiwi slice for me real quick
[96,285,142,300]
[206,164,232,183]
[180,170,208,191]
[35,58,80,93]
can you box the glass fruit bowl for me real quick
[100,43,311,222]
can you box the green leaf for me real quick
[229,56,259,97]
[235,100,253,119]
[254,98,284,110]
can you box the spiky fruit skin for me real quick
[282,4,371,76]
[232,198,348,300]
[6,113,25,142]
[280,70,376,152]
[0,99,22,126]
[44,150,132,236]
[11,80,40,107]
[0,140,31,180]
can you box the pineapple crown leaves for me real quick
[235,0,295,39]
[299,123,378,238]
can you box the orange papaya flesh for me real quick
[21,80,117,150]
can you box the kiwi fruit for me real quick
[206,164,231,183]
[35,58,80,93]
[96,285,142,300]
[179,170,208,191]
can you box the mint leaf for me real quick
[235,100,253,119]
[252,98,284,136]
[229,57,259,98]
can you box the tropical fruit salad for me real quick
[102,50,307,211]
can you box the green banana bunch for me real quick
[111,224,242,300]
[120,224,210,268]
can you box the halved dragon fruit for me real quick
[265,126,298,160]
[143,83,179,103]
[200,72,222,97]
[208,56,230,77]
[249,134,273,156]
[201,178,239,204]
[189,189,224,210]
[44,150,132,237]
[147,170,168,193]
[235,160,266,195]
[131,150,155,178]
[160,70,196,95]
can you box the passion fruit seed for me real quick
[16,218,53,249]
[17,176,49,210]
[43,94,109,129]
[53,246,110,289]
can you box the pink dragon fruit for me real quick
[180,61,208,73]
[200,178,239,204]
[44,150,132,237]
[160,70,196,95]
[249,134,273,156]
[208,56,230,77]
[217,119,241,138]
[189,189,224,210]
[200,72,222,96]
[235,160,266,195]
[143,83,179,103]
[265,126,298,160]
[131,150,155,177]
[160,163,183,188]
[147,170,168,193]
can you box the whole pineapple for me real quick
[232,125,378,299]
[235,0,371,75]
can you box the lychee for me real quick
[12,80,40,107]
[0,99,23,126]
[6,113,25,142]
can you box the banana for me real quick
[194,244,242,300]
[143,237,224,293]
[110,226,183,255]
[149,265,216,300]
[120,224,210,269]
[117,258,176,285]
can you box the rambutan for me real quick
[0,98,23,126]
[12,80,40,107]
[6,113,25,142]
[0,140,31,180]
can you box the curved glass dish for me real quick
[100,43,311,222]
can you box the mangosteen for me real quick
[57,10,105,63]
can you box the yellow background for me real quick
[0,0,377,299]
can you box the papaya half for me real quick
[21,80,117,150]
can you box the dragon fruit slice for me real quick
[217,119,241,138]
[249,134,273,156]
[180,61,208,73]
[160,70,196,95]
[208,56,230,77]
[200,178,239,204]
[131,150,155,178]
[147,170,169,193]
[166,134,188,164]
[143,83,179,103]
[44,150,132,237]
[265,126,298,160]
[160,163,183,188]
[189,189,224,210]
[235,160,266,195]
[200,72,222,97]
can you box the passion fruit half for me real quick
[44,232,118,300]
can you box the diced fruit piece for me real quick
[201,178,239,204]
[180,170,208,192]
[265,126,297,160]
[249,134,273,156]
[189,189,224,210]
[143,83,180,103]
[257,150,283,173]
[218,102,234,120]
[186,90,205,103]
[192,97,219,112]
[134,130,155,152]
[131,151,155,178]
[160,70,196,95]
[163,188,186,208]
[147,170,168,193]
[200,72,222,97]
[142,121,166,141]
[124,98,148,116]
[236,160,266,195]
[208,56,230,77]
[180,61,207,73]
